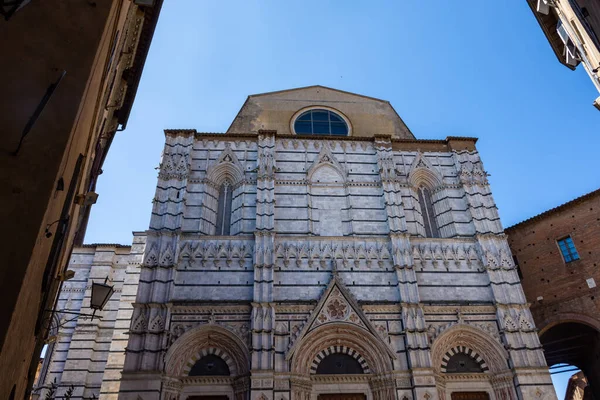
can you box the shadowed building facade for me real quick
[0,2,162,399]
[42,86,555,400]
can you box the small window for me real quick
[215,180,233,235]
[417,186,439,238]
[558,236,579,263]
[294,109,348,135]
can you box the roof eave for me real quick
[526,0,576,71]
[117,0,165,129]
[506,188,600,231]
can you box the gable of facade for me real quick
[227,85,415,139]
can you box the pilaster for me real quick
[251,130,277,398]
[376,135,434,399]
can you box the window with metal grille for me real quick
[294,109,348,135]
[215,181,232,235]
[417,186,439,238]
[558,236,579,263]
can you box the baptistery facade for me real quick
[44,86,557,400]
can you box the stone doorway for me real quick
[450,392,490,400]
[317,395,366,400]
[186,396,229,400]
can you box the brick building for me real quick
[505,189,600,398]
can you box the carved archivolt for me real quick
[164,324,250,377]
[408,153,443,189]
[182,347,237,376]
[310,345,370,374]
[440,346,488,373]
[290,322,393,375]
[431,324,509,374]
[206,145,245,185]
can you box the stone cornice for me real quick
[162,129,479,151]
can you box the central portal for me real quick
[317,395,366,400]
[186,396,229,400]
[450,392,490,400]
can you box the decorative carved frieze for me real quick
[273,239,391,269]
[178,239,254,268]
[411,239,481,270]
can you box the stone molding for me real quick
[164,324,250,378]
[430,324,509,375]
[309,345,370,374]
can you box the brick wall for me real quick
[506,190,600,332]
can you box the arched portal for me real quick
[289,323,395,400]
[431,324,514,400]
[540,322,600,399]
[163,325,250,400]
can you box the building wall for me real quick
[506,190,600,396]
[40,88,557,400]
[506,191,600,333]
[0,2,161,399]
[117,125,553,400]
[33,235,146,400]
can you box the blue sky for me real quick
[85,1,599,395]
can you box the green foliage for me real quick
[44,378,57,400]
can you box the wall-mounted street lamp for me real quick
[89,277,115,319]
[46,277,115,329]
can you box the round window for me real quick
[294,109,348,136]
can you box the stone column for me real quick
[251,130,277,399]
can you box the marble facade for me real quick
[39,87,555,400]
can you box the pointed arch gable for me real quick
[206,145,245,185]
[164,324,250,377]
[431,324,509,374]
[306,143,347,183]
[408,152,442,189]
[286,275,396,362]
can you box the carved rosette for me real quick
[313,288,365,329]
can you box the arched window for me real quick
[189,354,231,376]
[315,353,364,375]
[294,109,348,135]
[215,180,233,235]
[417,186,439,238]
